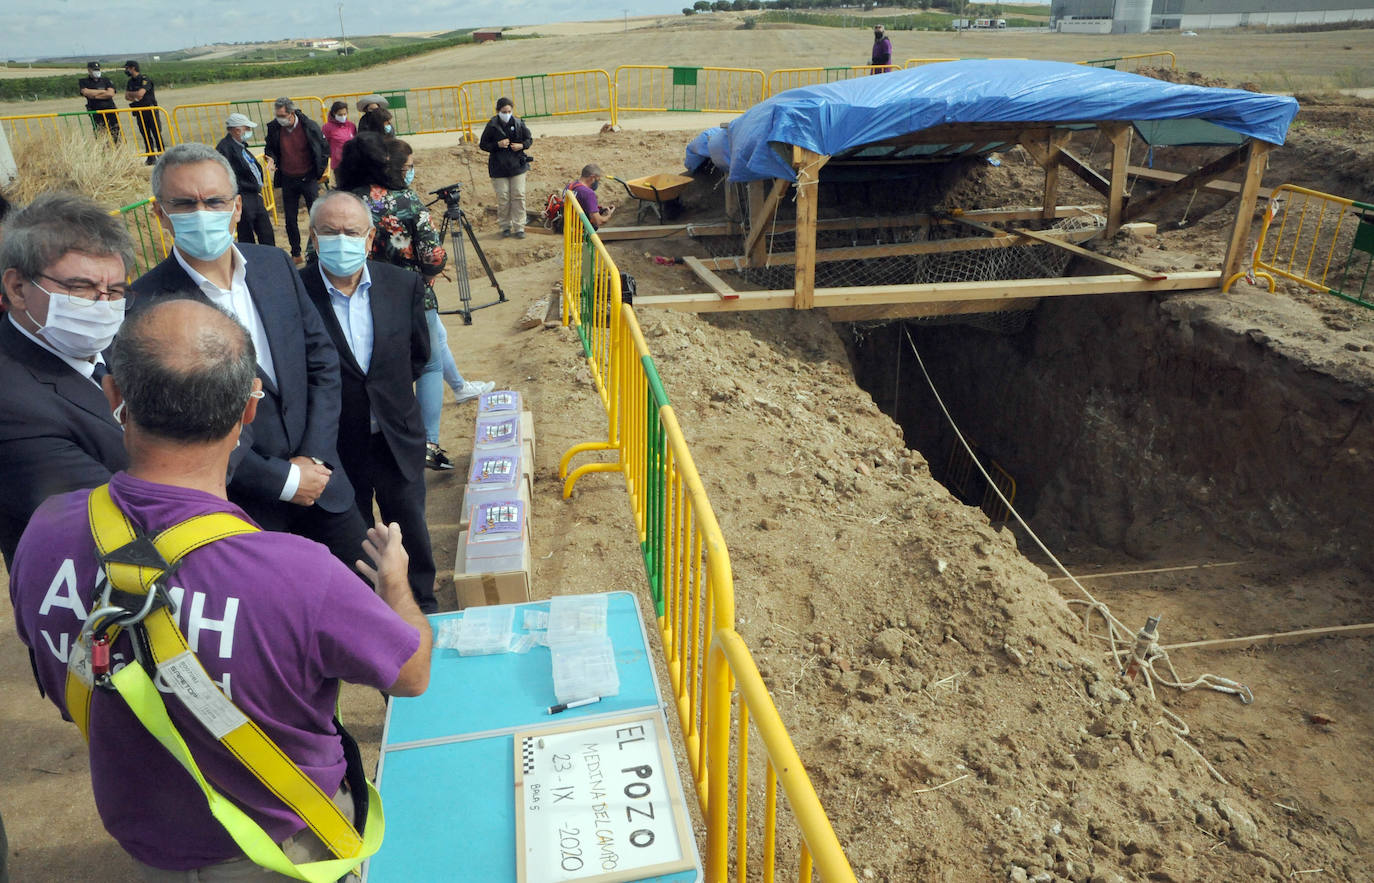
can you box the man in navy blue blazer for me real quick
[0,192,133,569]
[133,143,368,566]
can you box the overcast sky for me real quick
[9,0,695,60]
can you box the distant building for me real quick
[1051,0,1374,32]
[472,28,503,42]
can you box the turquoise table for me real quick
[364,591,702,882]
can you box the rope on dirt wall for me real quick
[899,326,1251,780]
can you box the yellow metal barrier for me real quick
[558,193,856,881]
[112,196,170,276]
[905,57,963,68]
[1224,183,1374,308]
[169,97,324,148]
[1077,51,1177,72]
[767,65,896,96]
[706,630,857,883]
[0,107,175,160]
[455,69,615,139]
[254,150,278,224]
[614,65,765,116]
[321,86,470,139]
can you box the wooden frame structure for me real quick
[650,119,1276,319]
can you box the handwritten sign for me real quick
[515,712,696,883]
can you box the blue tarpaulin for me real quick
[684,60,1299,182]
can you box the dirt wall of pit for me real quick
[843,291,1374,568]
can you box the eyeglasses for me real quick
[161,195,236,213]
[32,274,131,311]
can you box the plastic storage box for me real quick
[547,594,609,647]
[455,604,515,656]
[550,635,620,703]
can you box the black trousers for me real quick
[90,110,121,143]
[279,174,320,257]
[132,106,163,155]
[236,192,276,246]
[235,493,370,580]
[348,432,437,613]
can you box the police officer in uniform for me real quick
[78,61,121,143]
[124,60,163,165]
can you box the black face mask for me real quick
[591,179,600,191]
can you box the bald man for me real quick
[10,294,431,878]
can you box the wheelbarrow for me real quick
[610,172,694,224]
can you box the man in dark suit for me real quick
[301,190,438,612]
[133,142,368,568]
[215,112,275,246]
[0,191,134,568]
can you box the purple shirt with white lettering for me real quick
[10,471,420,870]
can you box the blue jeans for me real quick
[418,308,466,445]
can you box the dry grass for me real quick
[10,127,150,209]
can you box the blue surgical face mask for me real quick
[168,209,234,262]
[498,111,513,124]
[316,234,370,276]
[383,123,393,134]
[404,168,415,186]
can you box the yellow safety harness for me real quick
[64,484,383,882]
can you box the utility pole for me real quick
[624,9,629,31]
[338,2,346,46]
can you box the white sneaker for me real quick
[454,380,496,403]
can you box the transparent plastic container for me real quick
[478,390,522,415]
[468,453,521,493]
[455,604,515,656]
[547,594,608,647]
[474,415,520,449]
[551,635,620,703]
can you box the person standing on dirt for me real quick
[870,24,893,73]
[567,164,616,229]
[122,60,163,164]
[264,97,329,265]
[478,97,533,238]
[322,100,358,173]
[215,113,276,246]
[77,61,121,143]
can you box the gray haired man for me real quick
[263,96,328,263]
[0,191,135,567]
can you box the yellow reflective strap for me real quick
[68,485,378,870]
[111,662,383,883]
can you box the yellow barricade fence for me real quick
[112,196,170,276]
[905,57,964,68]
[767,65,896,96]
[0,107,175,161]
[559,193,856,881]
[456,70,616,138]
[321,86,470,139]
[1224,183,1374,308]
[1077,51,1177,71]
[614,65,765,116]
[169,97,324,148]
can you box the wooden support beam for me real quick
[1103,123,1130,236]
[633,270,1221,313]
[1019,131,1073,220]
[1222,140,1275,283]
[724,179,740,222]
[1055,149,1112,198]
[702,226,1103,271]
[792,146,828,309]
[748,180,766,225]
[682,256,739,300]
[1122,143,1253,223]
[744,178,789,268]
[1126,166,1271,199]
[1010,226,1166,280]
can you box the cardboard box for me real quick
[454,529,532,608]
[520,410,536,462]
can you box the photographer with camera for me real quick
[335,133,493,471]
[478,97,533,239]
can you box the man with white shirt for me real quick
[301,191,437,612]
[133,142,368,568]
[0,191,133,568]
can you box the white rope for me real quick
[899,325,1255,717]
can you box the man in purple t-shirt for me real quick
[568,163,616,229]
[10,295,432,877]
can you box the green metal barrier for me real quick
[112,197,169,276]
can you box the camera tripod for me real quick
[427,183,506,325]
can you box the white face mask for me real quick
[498,111,513,124]
[334,113,348,123]
[28,282,126,359]
[276,114,292,127]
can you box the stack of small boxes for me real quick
[454,390,537,608]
